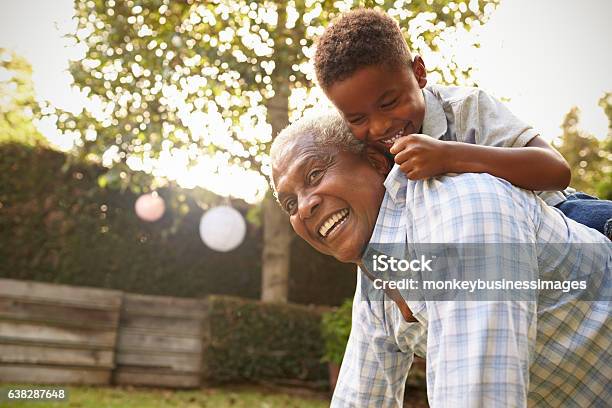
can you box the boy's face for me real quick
[325,57,428,153]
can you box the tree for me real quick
[596,93,612,199]
[554,103,611,199]
[0,49,45,146]
[46,0,497,302]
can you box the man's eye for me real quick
[308,169,323,184]
[284,199,297,215]
[381,98,398,109]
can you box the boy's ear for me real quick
[412,56,427,89]
[365,146,393,176]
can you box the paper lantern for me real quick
[199,205,246,252]
[135,192,165,222]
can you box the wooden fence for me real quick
[0,279,122,384]
[2,279,391,391]
[113,293,205,388]
[0,278,207,388]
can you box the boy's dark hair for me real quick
[314,8,412,90]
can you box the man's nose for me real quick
[297,193,321,220]
[369,114,392,139]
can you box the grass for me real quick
[0,384,330,408]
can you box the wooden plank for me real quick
[0,364,111,385]
[0,343,114,368]
[116,350,200,372]
[0,336,114,351]
[117,328,201,353]
[0,298,120,329]
[121,293,205,319]
[119,314,202,336]
[0,320,117,348]
[0,279,122,310]
[113,368,199,388]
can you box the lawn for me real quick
[1,384,329,408]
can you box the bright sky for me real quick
[1,0,610,202]
[473,0,611,141]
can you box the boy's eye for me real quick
[348,116,366,126]
[381,98,398,109]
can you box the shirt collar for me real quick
[421,86,447,139]
[383,165,407,206]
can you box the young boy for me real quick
[314,8,612,238]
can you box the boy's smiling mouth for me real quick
[381,130,405,146]
[380,122,414,147]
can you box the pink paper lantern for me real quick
[135,192,165,222]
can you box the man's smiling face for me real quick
[272,136,387,264]
[325,58,428,153]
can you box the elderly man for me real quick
[270,111,611,408]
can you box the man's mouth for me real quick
[318,208,349,238]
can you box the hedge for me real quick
[321,299,352,365]
[0,142,356,305]
[201,295,330,388]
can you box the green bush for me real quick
[320,299,352,365]
[201,295,330,388]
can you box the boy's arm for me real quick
[391,88,571,191]
[391,133,571,191]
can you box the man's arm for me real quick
[331,271,425,407]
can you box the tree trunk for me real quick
[261,73,292,302]
[261,194,292,302]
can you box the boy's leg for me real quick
[555,193,612,239]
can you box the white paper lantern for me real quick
[134,192,165,222]
[199,205,246,252]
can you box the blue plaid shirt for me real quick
[331,167,611,407]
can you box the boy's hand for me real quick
[390,134,452,180]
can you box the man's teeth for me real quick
[319,208,349,237]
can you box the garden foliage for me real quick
[201,295,330,386]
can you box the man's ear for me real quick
[412,56,427,89]
[365,146,392,176]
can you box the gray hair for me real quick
[270,109,365,197]
[270,109,364,178]
[269,110,364,194]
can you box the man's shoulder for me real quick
[388,167,509,203]
[406,172,537,216]
[410,172,515,196]
[404,172,541,242]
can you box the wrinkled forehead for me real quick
[271,138,337,192]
